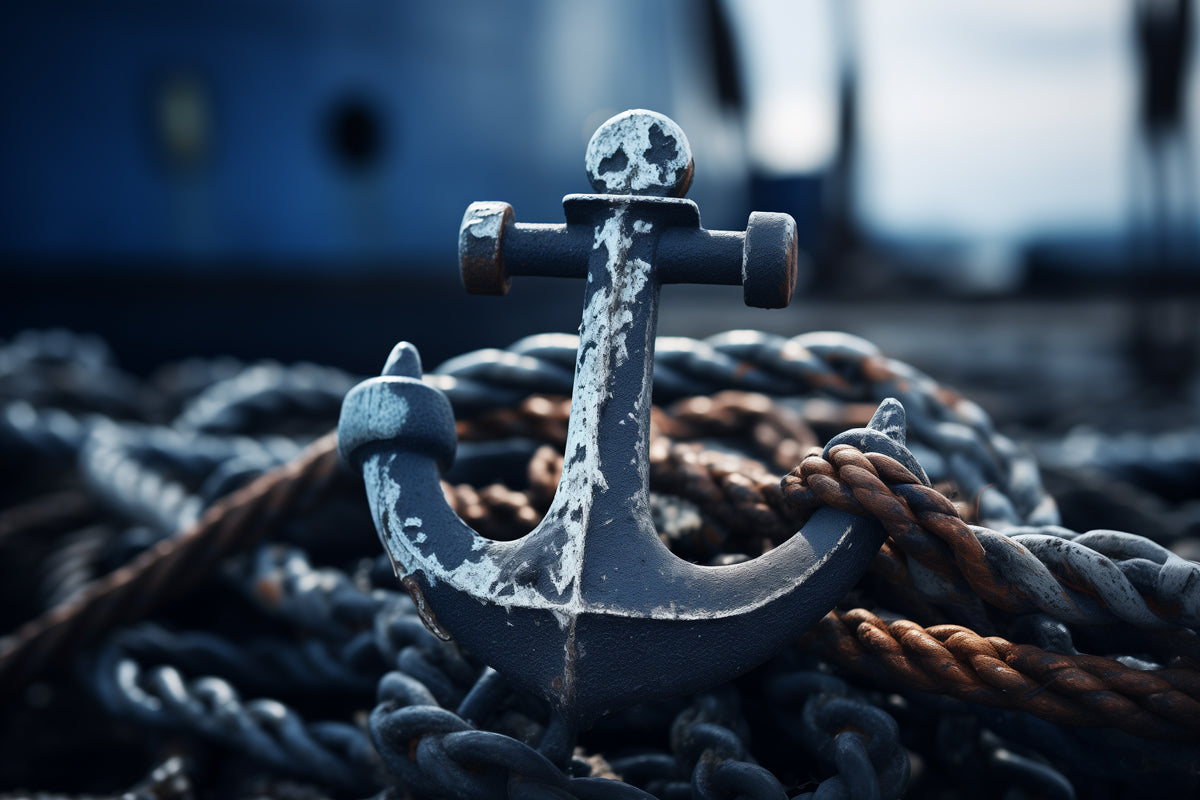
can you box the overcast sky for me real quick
[727,0,1200,243]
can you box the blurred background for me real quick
[1,0,1198,429]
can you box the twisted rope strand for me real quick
[455,392,1199,641]
[783,445,1200,635]
[807,608,1200,740]
[0,431,343,700]
[430,330,1056,528]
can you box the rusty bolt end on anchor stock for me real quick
[339,109,913,728]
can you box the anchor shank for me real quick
[544,203,663,578]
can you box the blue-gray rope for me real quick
[426,331,1056,529]
[3,328,1197,799]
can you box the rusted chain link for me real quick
[0,431,343,699]
[807,608,1200,741]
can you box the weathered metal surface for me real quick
[458,109,795,309]
[339,110,894,725]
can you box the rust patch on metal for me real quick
[401,574,453,641]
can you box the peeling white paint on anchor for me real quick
[590,208,650,369]
[585,109,692,197]
[364,455,576,627]
[363,201,663,630]
[461,201,508,241]
[540,204,655,592]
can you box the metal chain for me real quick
[97,622,381,695]
[764,671,910,800]
[88,639,378,793]
[2,329,1198,799]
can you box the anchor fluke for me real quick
[338,341,457,474]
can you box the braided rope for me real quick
[4,328,1199,798]
[0,431,343,698]
[808,608,1200,740]
[783,445,1200,637]
[459,391,825,473]
[173,361,357,435]
[79,423,301,532]
[426,330,1057,528]
[447,391,1200,639]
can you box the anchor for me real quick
[338,110,921,727]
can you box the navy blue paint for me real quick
[0,1,744,269]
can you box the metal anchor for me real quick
[339,110,912,726]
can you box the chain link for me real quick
[2,329,1198,798]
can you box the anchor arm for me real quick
[340,342,588,640]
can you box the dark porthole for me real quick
[326,96,387,173]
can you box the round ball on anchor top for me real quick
[585,109,694,198]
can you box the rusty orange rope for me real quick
[458,390,834,473]
[785,446,985,594]
[808,608,1200,740]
